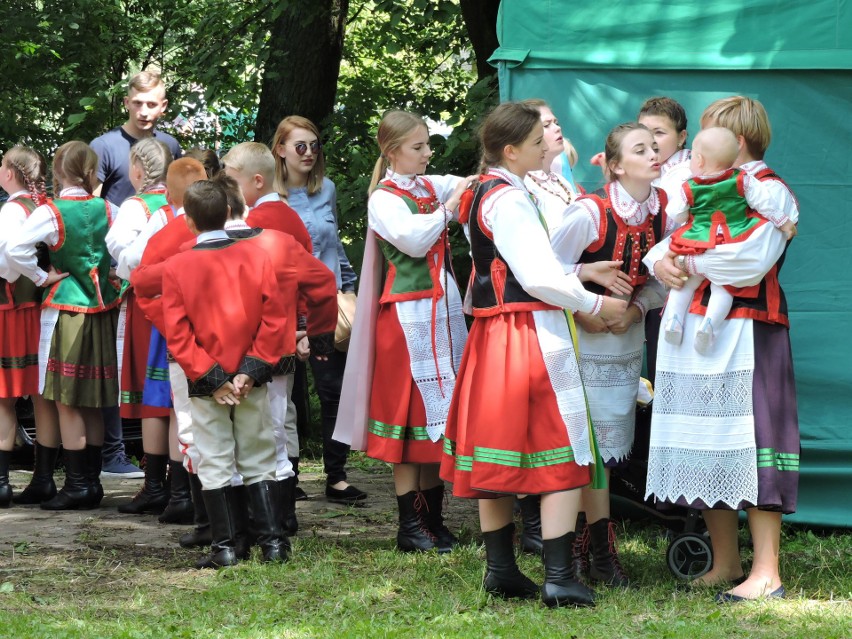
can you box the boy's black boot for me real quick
[247,480,290,562]
[159,460,194,524]
[0,450,12,507]
[195,486,238,569]
[179,473,211,548]
[279,476,298,536]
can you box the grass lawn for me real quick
[0,457,850,639]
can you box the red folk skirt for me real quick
[440,311,591,498]
[0,305,40,398]
[120,290,169,419]
[366,303,442,464]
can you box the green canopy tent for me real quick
[491,0,852,527]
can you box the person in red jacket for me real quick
[161,180,291,568]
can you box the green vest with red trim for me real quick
[0,195,43,309]
[126,189,168,219]
[672,169,762,249]
[374,179,449,303]
[43,197,121,313]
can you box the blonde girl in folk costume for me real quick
[440,102,627,608]
[5,141,121,510]
[335,110,471,553]
[0,147,60,506]
[103,138,177,516]
[551,122,673,587]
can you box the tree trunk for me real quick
[458,0,500,79]
[255,0,349,145]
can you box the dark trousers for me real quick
[305,350,350,485]
[101,405,126,461]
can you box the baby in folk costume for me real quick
[663,127,796,353]
[5,141,122,511]
[441,102,627,608]
[0,146,57,507]
[335,110,471,553]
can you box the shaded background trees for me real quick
[2,0,499,266]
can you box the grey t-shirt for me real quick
[90,127,182,206]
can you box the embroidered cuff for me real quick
[573,263,584,276]
[187,363,229,398]
[309,332,335,357]
[238,356,273,386]
[272,355,297,377]
[297,315,307,331]
[589,295,604,316]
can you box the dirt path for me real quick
[0,462,479,559]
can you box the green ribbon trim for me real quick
[0,354,39,369]
[368,419,431,441]
[145,366,170,382]
[120,390,143,405]
[757,448,800,472]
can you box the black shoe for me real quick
[179,473,211,548]
[118,453,169,515]
[13,443,59,505]
[588,518,629,588]
[482,523,539,599]
[396,491,436,552]
[247,481,290,562]
[518,495,542,555]
[83,444,104,508]
[195,486,239,569]
[541,532,596,608]
[294,486,308,501]
[325,483,367,505]
[420,484,457,553]
[159,461,194,524]
[0,450,12,507]
[41,449,95,511]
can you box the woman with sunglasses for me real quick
[270,116,366,507]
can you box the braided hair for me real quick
[129,138,172,193]
[3,146,48,206]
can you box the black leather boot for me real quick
[247,481,290,562]
[179,473,211,548]
[482,523,539,599]
[588,518,629,587]
[518,495,543,555]
[14,442,59,504]
[232,484,254,560]
[420,484,457,553]
[84,444,104,508]
[118,453,169,514]
[0,450,12,507]
[541,532,596,608]
[396,490,436,552]
[195,486,239,569]
[159,460,194,524]
[41,448,95,510]
[279,476,298,536]
[571,512,590,581]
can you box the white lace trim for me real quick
[532,310,592,465]
[646,445,758,507]
[396,275,467,442]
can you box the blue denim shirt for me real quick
[287,177,357,292]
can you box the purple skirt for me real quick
[666,321,800,513]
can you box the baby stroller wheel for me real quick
[666,532,712,580]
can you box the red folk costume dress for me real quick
[0,192,42,397]
[440,167,604,498]
[551,181,670,465]
[334,171,467,464]
[643,160,800,513]
[5,187,121,407]
[105,185,169,418]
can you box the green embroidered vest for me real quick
[678,169,760,245]
[127,190,168,219]
[43,197,121,312]
[0,195,42,309]
[374,181,446,303]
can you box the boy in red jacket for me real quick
[161,180,287,568]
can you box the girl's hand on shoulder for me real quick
[574,311,610,334]
[445,175,480,214]
[596,296,628,324]
[581,261,633,296]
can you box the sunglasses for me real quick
[293,141,321,156]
